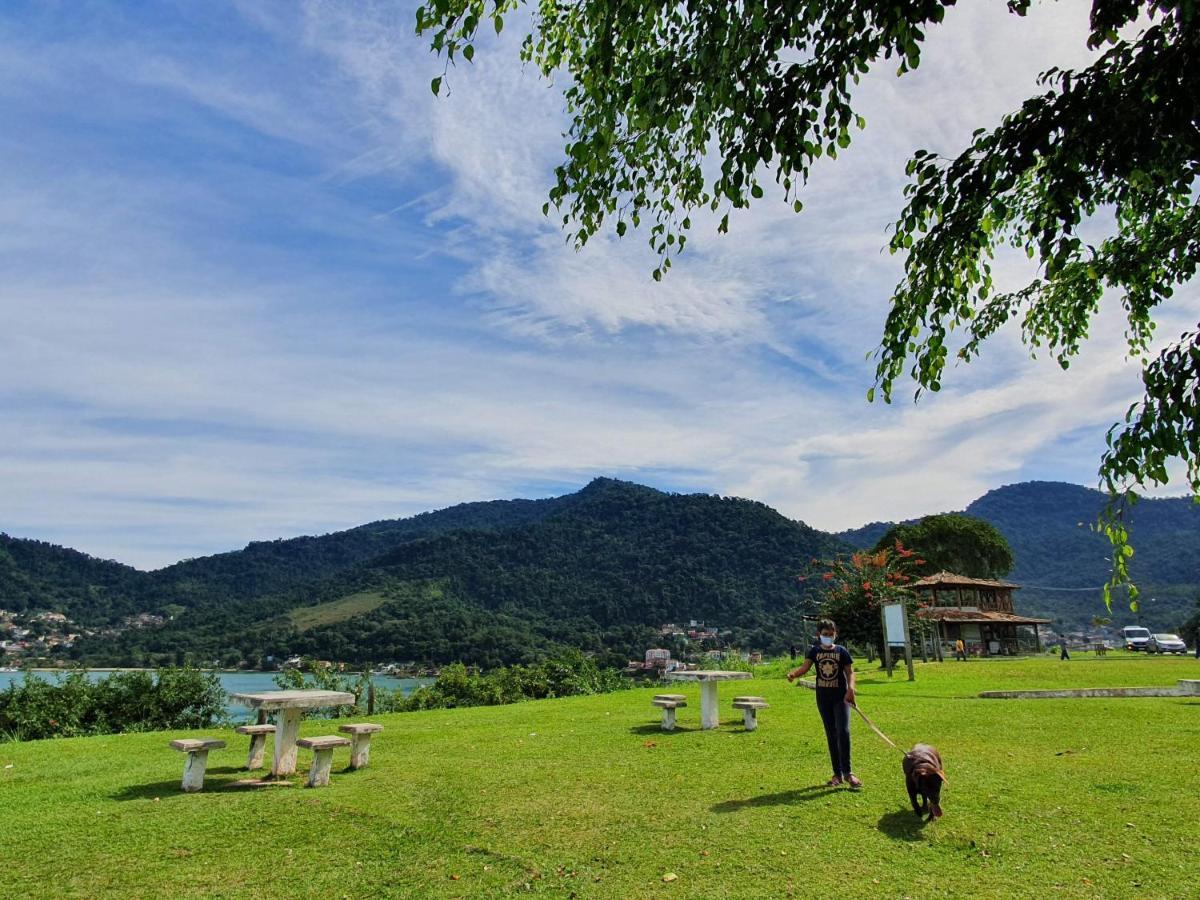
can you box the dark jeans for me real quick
[815,691,851,777]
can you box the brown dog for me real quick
[902,743,946,821]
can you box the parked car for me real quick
[1146,633,1188,655]
[1122,625,1152,651]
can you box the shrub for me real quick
[400,651,629,712]
[0,668,226,742]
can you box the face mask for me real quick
[819,635,835,647]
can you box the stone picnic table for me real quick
[664,670,752,729]
[227,689,355,777]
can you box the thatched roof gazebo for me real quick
[910,571,1050,656]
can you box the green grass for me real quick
[2,655,1198,898]
[285,590,392,631]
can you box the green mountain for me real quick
[0,535,146,623]
[147,492,577,610]
[66,479,846,667]
[4,478,1196,667]
[838,481,1200,631]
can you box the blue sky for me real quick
[2,1,1193,569]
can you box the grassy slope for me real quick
[2,655,1198,898]
[286,590,392,631]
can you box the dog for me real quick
[902,743,946,821]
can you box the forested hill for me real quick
[839,481,1200,629]
[0,535,146,623]
[5,478,1197,666]
[68,479,848,667]
[148,492,579,607]
[0,493,576,625]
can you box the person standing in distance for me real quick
[787,618,860,789]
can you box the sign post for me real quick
[901,604,915,681]
[881,602,914,682]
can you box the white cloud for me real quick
[1,0,1192,569]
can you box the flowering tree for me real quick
[798,543,927,654]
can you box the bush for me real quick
[400,650,630,713]
[0,668,227,742]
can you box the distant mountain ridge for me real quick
[838,481,1200,627]
[87,478,846,667]
[2,478,1196,666]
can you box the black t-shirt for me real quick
[806,643,853,693]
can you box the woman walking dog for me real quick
[787,618,861,789]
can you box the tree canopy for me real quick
[871,513,1014,579]
[416,0,1200,606]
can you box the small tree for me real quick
[872,514,1013,579]
[800,545,926,656]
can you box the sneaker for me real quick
[846,774,863,790]
[825,776,843,787]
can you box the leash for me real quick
[851,700,948,782]
[849,702,907,755]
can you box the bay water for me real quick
[0,669,431,720]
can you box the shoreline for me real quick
[6,667,435,678]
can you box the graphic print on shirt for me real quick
[815,649,842,689]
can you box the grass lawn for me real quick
[2,654,1197,898]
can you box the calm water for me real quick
[0,669,431,719]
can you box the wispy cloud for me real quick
[0,0,1190,569]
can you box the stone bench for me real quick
[651,697,687,731]
[296,736,351,787]
[235,723,276,770]
[169,738,226,792]
[732,698,769,731]
[653,693,687,702]
[338,723,383,770]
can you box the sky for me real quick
[1,1,1195,570]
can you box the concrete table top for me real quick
[227,689,355,709]
[664,670,753,682]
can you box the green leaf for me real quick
[431,76,442,96]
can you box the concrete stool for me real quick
[732,699,769,731]
[338,723,384,770]
[651,697,686,731]
[235,723,276,770]
[169,738,226,792]
[296,736,351,787]
[652,694,687,702]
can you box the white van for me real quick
[1122,625,1151,651]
